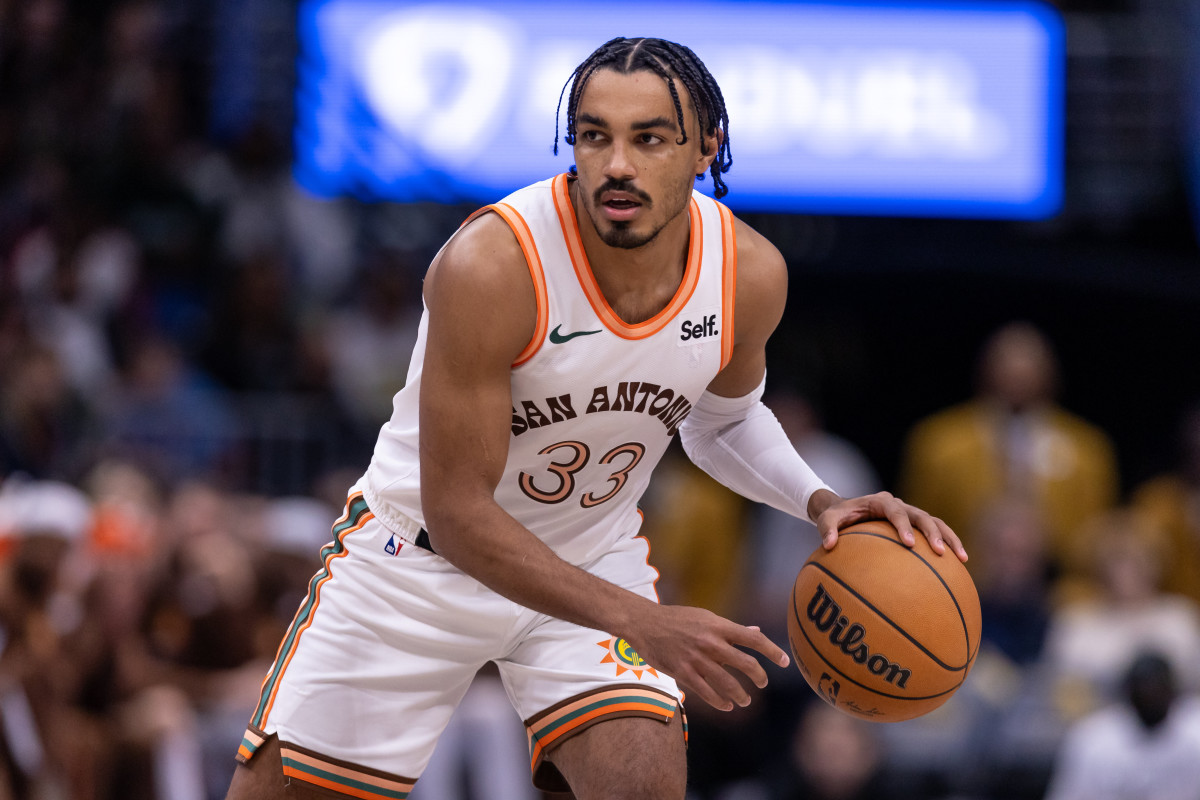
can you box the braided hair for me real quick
[554,37,733,198]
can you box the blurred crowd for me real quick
[2,1,1200,799]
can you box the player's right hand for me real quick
[624,605,789,712]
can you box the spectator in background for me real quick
[8,185,140,398]
[639,444,749,619]
[898,321,1119,583]
[196,119,357,306]
[1044,652,1200,800]
[319,249,423,447]
[0,478,95,799]
[97,332,239,484]
[973,498,1054,668]
[0,341,95,481]
[200,250,306,394]
[950,499,1061,798]
[85,457,161,560]
[68,470,299,800]
[764,700,887,800]
[1132,402,1200,606]
[1043,508,1200,717]
[0,467,245,800]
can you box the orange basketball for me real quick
[787,519,981,722]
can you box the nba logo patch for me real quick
[384,535,398,556]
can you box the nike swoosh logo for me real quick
[549,324,602,344]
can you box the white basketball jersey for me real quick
[363,173,737,566]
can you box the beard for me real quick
[597,221,659,250]
[584,177,690,250]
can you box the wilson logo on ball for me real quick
[807,583,912,689]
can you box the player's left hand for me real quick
[812,489,967,562]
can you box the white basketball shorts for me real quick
[235,489,684,798]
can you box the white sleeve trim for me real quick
[678,375,833,523]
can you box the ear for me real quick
[694,127,722,177]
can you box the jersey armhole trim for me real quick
[717,201,737,370]
[467,203,549,367]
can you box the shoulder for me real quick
[427,210,529,292]
[1046,407,1116,450]
[731,215,787,294]
[1132,474,1187,507]
[904,403,990,454]
[727,214,787,336]
[424,209,538,362]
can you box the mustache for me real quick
[594,180,652,205]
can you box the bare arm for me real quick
[419,213,622,628]
[419,214,786,711]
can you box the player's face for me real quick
[571,68,717,250]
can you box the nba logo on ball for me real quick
[787,520,982,722]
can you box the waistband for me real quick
[413,528,436,554]
[353,480,437,556]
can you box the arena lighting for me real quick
[294,0,1064,219]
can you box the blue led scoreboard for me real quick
[294,1,1064,218]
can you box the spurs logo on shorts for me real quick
[597,637,658,679]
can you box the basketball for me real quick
[787,519,981,722]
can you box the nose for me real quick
[603,139,636,182]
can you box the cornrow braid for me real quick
[554,37,733,199]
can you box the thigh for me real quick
[546,712,687,800]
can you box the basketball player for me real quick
[225,37,966,800]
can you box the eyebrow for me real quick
[576,113,678,132]
[632,116,677,132]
